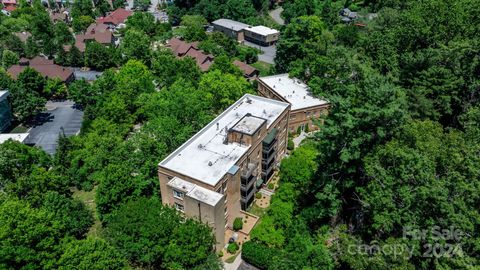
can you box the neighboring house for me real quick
[14,32,31,43]
[66,23,114,52]
[50,10,69,23]
[0,91,12,132]
[258,74,329,133]
[159,94,290,251]
[244,25,279,46]
[7,56,75,84]
[211,19,249,42]
[233,60,259,80]
[96,8,133,28]
[340,8,358,23]
[166,38,214,71]
[1,0,16,10]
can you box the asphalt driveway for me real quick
[24,101,83,155]
[243,41,277,64]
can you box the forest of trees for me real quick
[1,0,479,269]
[242,0,479,269]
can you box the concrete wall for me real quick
[212,24,245,42]
[244,29,279,46]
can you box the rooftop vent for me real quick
[216,122,219,130]
[303,96,306,99]
[208,161,213,166]
[198,144,204,149]
[246,97,252,104]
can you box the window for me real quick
[291,114,296,120]
[173,190,184,199]
[174,202,184,212]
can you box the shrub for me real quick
[255,193,262,199]
[227,242,239,254]
[217,251,223,257]
[304,124,310,133]
[242,241,279,269]
[296,126,302,134]
[287,138,294,150]
[233,217,243,231]
[267,183,274,190]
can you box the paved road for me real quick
[243,41,277,64]
[238,261,259,270]
[74,68,103,81]
[269,7,284,25]
[24,101,83,155]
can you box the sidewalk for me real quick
[224,253,243,270]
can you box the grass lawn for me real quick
[72,187,102,238]
[247,203,268,218]
[251,61,273,76]
[225,252,239,264]
[8,124,29,133]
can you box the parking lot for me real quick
[24,101,83,155]
[243,41,277,64]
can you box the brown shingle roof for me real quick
[14,32,31,43]
[70,23,113,52]
[96,8,132,25]
[7,57,74,83]
[233,60,258,77]
[166,38,214,71]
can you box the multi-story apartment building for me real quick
[158,94,290,250]
[258,74,330,133]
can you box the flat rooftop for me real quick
[0,133,29,144]
[212,18,249,32]
[231,115,266,135]
[259,74,329,110]
[168,177,223,206]
[159,94,289,186]
[245,25,279,36]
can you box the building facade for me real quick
[0,91,12,132]
[211,19,249,42]
[158,94,290,250]
[258,74,329,133]
[244,26,279,46]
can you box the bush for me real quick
[242,241,279,269]
[227,242,239,254]
[233,217,243,231]
[296,126,302,134]
[255,193,262,199]
[287,138,294,150]
[267,183,274,190]
[304,124,310,133]
[217,251,223,257]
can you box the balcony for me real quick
[241,162,257,180]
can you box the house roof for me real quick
[4,5,16,11]
[233,60,258,77]
[259,74,329,111]
[96,8,132,25]
[71,23,113,52]
[166,38,213,71]
[7,56,74,82]
[14,32,31,43]
[159,94,290,186]
[212,18,249,32]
